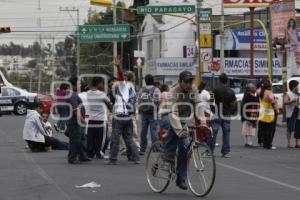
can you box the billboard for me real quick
[215,29,267,50]
[271,0,295,40]
[224,0,273,8]
[271,0,300,76]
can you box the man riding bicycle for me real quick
[162,71,202,190]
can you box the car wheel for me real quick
[14,102,28,115]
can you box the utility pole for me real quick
[220,0,225,74]
[113,0,118,77]
[60,7,80,77]
[52,37,55,83]
[196,0,202,83]
[37,0,42,93]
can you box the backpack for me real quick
[115,85,136,115]
[138,87,157,114]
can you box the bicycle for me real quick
[145,124,216,197]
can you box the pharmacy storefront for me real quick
[144,57,196,86]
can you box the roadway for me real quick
[0,115,299,200]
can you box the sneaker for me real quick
[107,160,117,165]
[133,160,140,165]
[53,124,59,132]
[215,143,220,147]
[222,153,231,158]
[68,160,81,164]
[271,146,277,150]
[176,179,188,190]
[103,155,109,160]
[80,158,92,162]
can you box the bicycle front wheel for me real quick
[187,142,216,197]
[145,141,170,193]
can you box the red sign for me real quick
[224,0,273,7]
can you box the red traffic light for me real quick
[0,27,11,33]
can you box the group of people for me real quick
[21,60,300,190]
[241,79,300,149]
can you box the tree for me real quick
[27,60,37,69]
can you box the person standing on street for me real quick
[138,74,161,155]
[257,80,278,150]
[294,93,300,148]
[86,77,112,159]
[284,80,299,148]
[209,73,237,158]
[241,83,260,147]
[158,84,170,139]
[108,56,140,165]
[65,77,91,164]
[55,83,69,132]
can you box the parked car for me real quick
[0,85,51,115]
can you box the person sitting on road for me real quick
[23,102,69,152]
[41,112,69,150]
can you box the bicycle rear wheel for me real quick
[187,142,216,197]
[145,141,170,193]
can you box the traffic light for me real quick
[90,0,112,7]
[0,27,11,33]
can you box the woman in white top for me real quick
[198,81,212,115]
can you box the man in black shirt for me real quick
[209,73,237,158]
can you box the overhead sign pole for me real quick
[223,0,273,81]
[198,7,213,86]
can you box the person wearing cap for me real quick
[208,73,237,157]
[162,70,202,190]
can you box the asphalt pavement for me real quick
[0,114,300,200]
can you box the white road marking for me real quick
[217,162,300,192]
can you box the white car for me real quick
[0,85,38,115]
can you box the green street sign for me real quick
[79,24,130,43]
[199,8,212,22]
[137,5,195,14]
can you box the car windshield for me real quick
[272,85,282,94]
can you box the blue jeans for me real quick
[164,126,189,182]
[160,115,170,131]
[209,118,231,155]
[57,105,68,131]
[68,123,88,162]
[110,118,140,161]
[140,114,159,152]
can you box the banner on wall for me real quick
[206,58,282,76]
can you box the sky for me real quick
[0,0,299,46]
[0,0,134,45]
